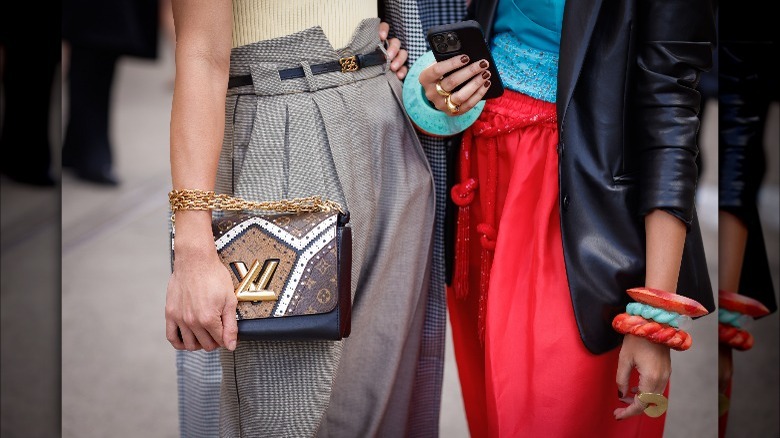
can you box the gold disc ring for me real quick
[637,391,669,418]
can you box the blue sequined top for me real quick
[491,0,566,103]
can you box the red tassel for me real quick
[451,131,478,300]
[476,138,499,345]
[477,248,493,344]
[452,204,471,299]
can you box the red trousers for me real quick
[448,90,666,437]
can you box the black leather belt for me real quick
[228,48,386,89]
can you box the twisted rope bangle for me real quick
[612,313,693,351]
[718,323,754,351]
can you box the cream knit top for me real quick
[232,0,378,48]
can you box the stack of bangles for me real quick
[717,290,770,351]
[612,287,709,352]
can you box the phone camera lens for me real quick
[436,43,448,53]
[446,33,458,44]
[433,34,444,44]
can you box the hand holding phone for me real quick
[427,21,504,99]
[418,21,503,116]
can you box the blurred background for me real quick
[1,2,778,437]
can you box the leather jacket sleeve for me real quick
[718,41,774,220]
[633,0,715,226]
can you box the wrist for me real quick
[172,210,217,258]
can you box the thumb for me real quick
[222,297,239,351]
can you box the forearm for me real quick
[644,209,686,293]
[718,211,748,292]
[169,0,232,252]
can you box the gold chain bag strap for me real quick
[170,190,352,341]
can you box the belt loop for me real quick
[299,61,319,92]
[249,63,282,96]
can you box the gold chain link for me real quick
[169,189,344,223]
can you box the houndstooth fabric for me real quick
[175,3,466,437]
[382,1,467,436]
[218,19,434,437]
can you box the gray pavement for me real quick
[1,38,777,437]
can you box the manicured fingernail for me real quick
[229,340,236,350]
[484,80,491,88]
[479,60,488,68]
[482,71,490,79]
[460,55,469,63]
[618,390,624,398]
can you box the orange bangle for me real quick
[627,287,708,317]
[612,313,693,351]
[718,323,754,351]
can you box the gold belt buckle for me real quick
[339,55,359,73]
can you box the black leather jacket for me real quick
[718,7,778,315]
[466,0,717,353]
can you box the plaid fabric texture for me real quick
[383,1,466,436]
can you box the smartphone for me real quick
[427,20,504,100]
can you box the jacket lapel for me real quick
[557,0,604,124]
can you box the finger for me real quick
[396,65,408,80]
[615,353,633,401]
[448,73,491,115]
[439,59,490,94]
[419,54,471,85]
[166,318,185,350]
[637,366,670,395]
[202,309,226,350]
[391,47,408,72]
[379,22,389,41]
[178,324,202,351]
[222,297,239,351]
[191,325,220,352]
[386,38,401,63]
[614,395,648,420]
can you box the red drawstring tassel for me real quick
[451,131,478,300]
[451,125,499,345]
[476,138,499,344]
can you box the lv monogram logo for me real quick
[229,259,280,301]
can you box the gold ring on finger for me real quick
[445,95,460,114]
[637,392,668,418]
[436,79,451,97]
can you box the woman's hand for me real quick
[614,334,671,419]
[419,55,492,116]
[379,22,409,79]
[165,211,238,352]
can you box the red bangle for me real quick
[718,323,754,351]
[718,290,770,318]
[627,287,708,317]
[612,313,693,351]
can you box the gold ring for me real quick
[637,391,668,417]
[436,79,451,97]
[445,95,460,114]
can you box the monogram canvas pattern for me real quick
[212,211,341,319]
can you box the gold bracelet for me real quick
[168,189,344,217]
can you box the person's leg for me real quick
[62,45,120,185]
[0,40,58,185]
